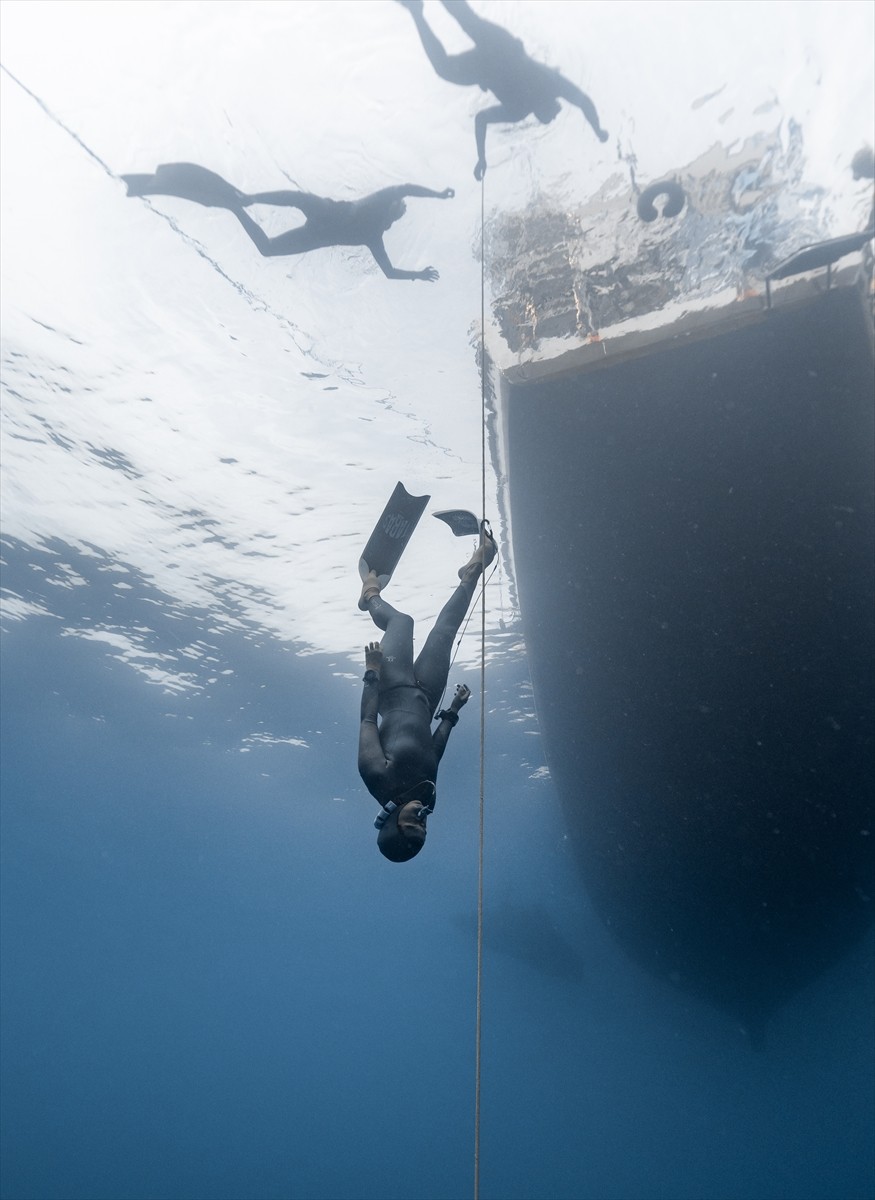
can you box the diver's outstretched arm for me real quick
[367,239,439,282]
[473,105,519,180]
[554,75,609,142]
[372,184,455,203]
[401,184,455,200]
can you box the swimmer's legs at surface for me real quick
[398,1,482,86]
[240,190,329,219]
[439,0,501,42]
[229,208,326,257]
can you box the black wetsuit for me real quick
[358,574,478,807]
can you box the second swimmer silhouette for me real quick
[122,163,455,281]
[397,0,608,179]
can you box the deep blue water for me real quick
[2,1,874,1197]
[2,540,874,1200]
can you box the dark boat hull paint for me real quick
[507,286,875,1030]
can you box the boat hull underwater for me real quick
[502,285,873,1036]
[489,135,874,1035]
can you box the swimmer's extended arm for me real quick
[402,184,455,200]
[431,684,471,763]
[371,184,455,203]
[553,75,609,141]
[359,645,389,789]
[367,238,439,282]
[473,107,507,180]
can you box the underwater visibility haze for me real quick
[1,3,874,1199]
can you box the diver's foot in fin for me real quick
[458,523,497,580]
[358,570,382,611]
[121,174,153,197]
[123,163,244,209]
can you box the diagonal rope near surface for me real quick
[473,173,487,1200]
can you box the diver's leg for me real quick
[457,524,497,580]
[554,75,609,141]
[364,595,416,690]
[399,2,482,85]
[441,0,510,45]
[412,573,479,713]
[240,190,326,219]
[413,522,496,706]
[230,209,323,257]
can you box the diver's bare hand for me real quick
[417,266,439,282]
[474,158,487,182]
[365,642,383,672]
[450,683,471,712]
[439,187,455,199]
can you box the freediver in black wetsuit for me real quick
[396,0,608,179]
[122,163,455,281]
[357,525,497,862]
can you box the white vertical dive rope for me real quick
[473,172,487,1200]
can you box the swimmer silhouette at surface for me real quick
[122,163,454,281]
[397,0,608,179]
